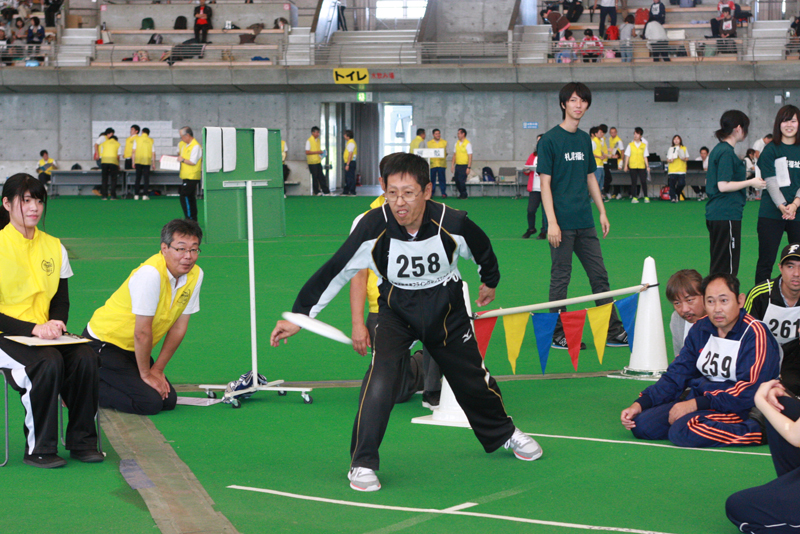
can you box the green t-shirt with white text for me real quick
[705,141,747,221]
[537,125,598,230]
[757,141,800,220]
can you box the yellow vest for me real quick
[100,138,121,166]
[0,224,62,326]
[38,158,55,176]
[593,137,608,166]
[455,139,471,165]
[344,139,357,161]
[609,136,623,157]
[134,134,154,165]
[667,145,688,174]
[124,135,138,159]
[179,138,202,181]
[409,136,423,153]
[88,252,200,352]
[628,141,647,169]
[365,195,385,313]
[281,140,286,163]
[306,136,321,165]
[427,139,447,168]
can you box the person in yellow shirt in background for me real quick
[123,124,140,171]
[451,128,473,199]
[83,219,204,415]
[305,126,330,196]
[606,126,624,199]
[342,129,358,196]
[427,128,448,198]
[666,134,690,203]
[0,174,102,468]
[99,134,121,200]
[131,127,156,201]
[281,138,290,184]
[590,125,609,192]
[409,128,425,153]
[36,149,57,185]
[177,126,203,221]
[624,127,651,203]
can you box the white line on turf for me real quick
[228,485,678,534]
[441,502,478,512]
[526,433,771,456]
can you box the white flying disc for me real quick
[282,312,353,345]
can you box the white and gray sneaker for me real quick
[504,428,543,461]
[348,467,381,492]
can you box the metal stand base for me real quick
[199,380,313,408]
[607,367,665,382]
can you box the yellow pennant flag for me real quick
[586,303,614,364]
[503,312,530,374]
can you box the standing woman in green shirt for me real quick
[705,110,766,277]
[755,105,800,284]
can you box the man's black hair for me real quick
[142,127,150,135]
[161,219,203,245]
[765,133,774,140]
[344,129,354,139]
[381,153,430,190]
[458,128,467,136]
[700,146,710,152]
[40,149,48,157]
[105,128,115,135]
[589,126,599,136]
[701,273,740,297]
[558,82,592,120]
[634,127,644,135]
[598,124,608,134]
[311,126,320,133]
[432,128,440,134]
[131,124,140,133]
[416,128,425,136]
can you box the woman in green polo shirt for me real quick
[705,110,766,277]
[754,105,800,284]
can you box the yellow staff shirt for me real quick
[124,135,138,159]
[306,136,322,165]
[626,141,649,170]
[454,139,472,165]
[427,139,447,168]
[281,140,287,163]
[179,138,202,181]
[344,139,357,162]
[133,134,155,166]
[100,138,121,166]
[592,137,608,166]
[667,145,689,174]
[409,136,424,153]
[37,157,55,176]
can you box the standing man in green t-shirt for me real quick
[705,110,766,277]
[538,82,628,349]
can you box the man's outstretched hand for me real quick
[270,320,301,347]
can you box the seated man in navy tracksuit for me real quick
[620,273,781,447]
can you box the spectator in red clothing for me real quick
[580,29,603,63]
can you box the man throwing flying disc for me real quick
[271,153,541,492]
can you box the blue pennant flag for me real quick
[531,313,559,374]
[615,293,639,353]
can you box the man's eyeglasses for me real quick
[385,190,423,203]
[169,246,201,256]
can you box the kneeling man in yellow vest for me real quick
[83,219,204,415]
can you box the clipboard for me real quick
[5,333,90,347]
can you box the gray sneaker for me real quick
[504,428,543,461]
[348,467,381,492]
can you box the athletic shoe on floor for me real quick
[615,193,622,200]
[504,428,543,461]
[551,335,586,350]
[522,229,536,239]
[442,193,448,198]
[631,197,639,204]
[134,195,139,200]
[348,467,381,492]
[142,195,149,200]
[226,371,269,398]
[606,329,629,347]
[644,197,650,203]
[422,390,440,410]
[23,453,67,468]
[70,449,105,463]
[537,232,547,240]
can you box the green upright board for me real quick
[202,128,286,243]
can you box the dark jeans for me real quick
[629,167,647,197]
[308,163,329,195]
[194,25,209,43]
[180,179,200,221]
[431,167,447,196]
[565,3,584,22]
[282,164,290,183]
[527,191,547,232]
[598,5,617,39]
[549,226,623,337]
[453,164,468,198]
[124,158,133,170]
[650,40,671,61]
[726,396,800,533]
[37,172,51,184]
[755,216,800,284]
[343,160,357,195]
[667,173,685,200]
[707,219,742,277]
[100,163,118,198]
[134,164,151,196]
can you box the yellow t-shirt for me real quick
[409,136,424,153]
[100,138,121,166]
[88,252,201,352]
[134,134,154,166]
[454,139,471,165]
[124,135,138,159]
[37,158,55,176]
[427,139,447,168]
[306,136,321,165]
[0,224,62,325]
[179,138,202,181]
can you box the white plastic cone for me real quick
[411,282,472,428]
[608,256,669,381]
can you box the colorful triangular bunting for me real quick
[615,293,639,353]
[560,310,587,371]
[502,312,530,374]
[531,313,559,374]
[586,303,614,364]
[474,312,498,359]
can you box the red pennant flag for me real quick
[474,312,498,359]
[560,310,587,371]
